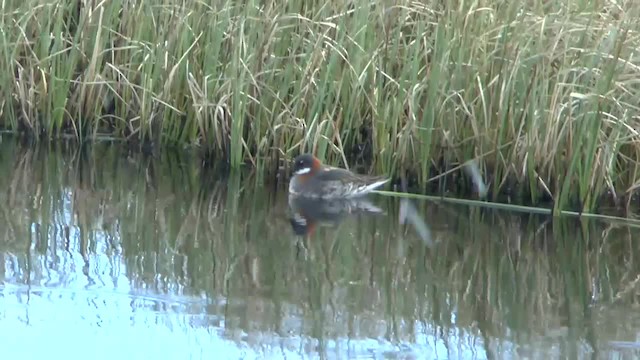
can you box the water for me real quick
[0,139,639,359]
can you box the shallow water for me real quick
[1,139,640,359]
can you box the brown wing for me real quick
[313,168,386,185]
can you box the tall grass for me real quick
[1,0,640,211]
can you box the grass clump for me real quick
[1,0,640,212]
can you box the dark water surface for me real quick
[1,138,639,359]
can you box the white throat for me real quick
[294,167,311,175]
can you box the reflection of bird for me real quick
[288,154,390,199]
[288,195,385,236]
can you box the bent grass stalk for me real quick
[373,189,640,229]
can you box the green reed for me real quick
[1,0,640,211]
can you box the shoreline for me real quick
[0,131,634,218]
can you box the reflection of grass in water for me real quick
[1,140,640,356]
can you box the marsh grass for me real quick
[1,0,640,211]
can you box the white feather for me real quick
[294,167,311,175]
[347,178,390,197]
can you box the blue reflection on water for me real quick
[0,283,493,359]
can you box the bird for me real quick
[288,195,385,236]
[288,153,390,199]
